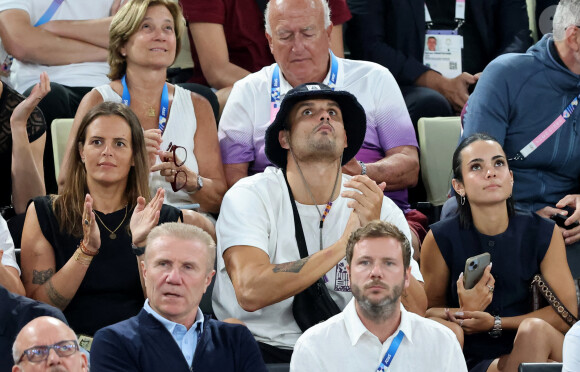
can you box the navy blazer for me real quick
[346,0,533,85]
[0,285,67,371]
[90,309,268,372]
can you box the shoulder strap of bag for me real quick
[282,169,311,259]
[532,274,578,327]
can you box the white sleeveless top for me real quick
[93,84,199,207]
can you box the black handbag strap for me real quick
[283,170,310,259]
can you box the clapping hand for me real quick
[130,188,164,246]
[82,194,100,254]
[342,175,385,226]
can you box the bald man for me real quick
[12,317,87,372]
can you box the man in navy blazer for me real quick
[90,223,267,372]
[345,0,533,123]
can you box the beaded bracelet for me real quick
[79,240,98,256]
[74,249,93,266]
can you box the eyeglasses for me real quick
[17,340,79,364]
[165,142,188,192]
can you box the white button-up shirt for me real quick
[290,299,467,372]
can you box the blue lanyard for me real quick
[376,330,405,372]
[121,75,169,133]
[34,0,64,27]
[270,50,339,123]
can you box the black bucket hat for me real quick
[264,82,367,169]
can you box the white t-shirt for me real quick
[213,167,422,349]
[0,214,19,274]
[563,321,580,372]
[0,0,113,92]
[291,300,467,372]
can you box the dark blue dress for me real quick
[430,212,554,369]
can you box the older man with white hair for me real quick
[218,0,428,250]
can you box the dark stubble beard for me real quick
[351,276,405,323]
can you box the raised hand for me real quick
[130,188,164,246]
[10,71,50,130]
[82,193,100,253]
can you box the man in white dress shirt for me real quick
[290,220,467,371]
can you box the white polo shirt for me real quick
[291,299,467,371]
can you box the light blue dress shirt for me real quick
[143,300,204,366]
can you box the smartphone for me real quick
[463,253,491,290]
[550,213,580,230]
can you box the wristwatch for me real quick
[488,315,502,338]
[358,160,367,175]
[186,174,203,195]
[131,243,146,256]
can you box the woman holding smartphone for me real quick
[421,133,577,372]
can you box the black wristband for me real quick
[131,243,146,256]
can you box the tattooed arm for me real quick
[222,212,361,313]
[20,203,89,310]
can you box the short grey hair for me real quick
[265,0,332,36]
[553,0,580,41]
[145,222,216,273]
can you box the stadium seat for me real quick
[417,116,462,221]
[51,118,74,180]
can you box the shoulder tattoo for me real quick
[272,256,311,274]
[32,268,54,285]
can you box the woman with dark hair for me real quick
[59,0,225,232]
[21,101,182,337]
[421,133,578,371]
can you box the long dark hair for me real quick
[452,133,515,229]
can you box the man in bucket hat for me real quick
[213,83,427,364]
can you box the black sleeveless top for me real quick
[33,195,182,336]
[430,212,553,367]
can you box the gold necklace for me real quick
[93,205,128,240]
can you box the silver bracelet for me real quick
[358,160,367,175]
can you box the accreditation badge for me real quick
[423,30,463,78]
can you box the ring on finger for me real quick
[459,319,464,327]
[487,285,495,293]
